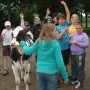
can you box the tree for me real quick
[0,0,90,29]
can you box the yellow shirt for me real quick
[68,25,76,37]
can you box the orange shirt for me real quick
[68,25,76,37]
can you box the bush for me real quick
[84,27,90,37]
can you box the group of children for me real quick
[0,0,89,90]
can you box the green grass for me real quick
[81,17,90,27]
[81,17,90,23]
[84,27,90,37]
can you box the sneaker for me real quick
[75,82,83,89]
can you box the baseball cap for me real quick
[4,21,11,26]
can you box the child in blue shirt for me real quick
[56,1,70,69]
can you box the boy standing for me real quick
[56,1,70,70]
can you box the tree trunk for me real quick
[80,6,82,23]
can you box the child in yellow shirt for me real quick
[69,14,79,37]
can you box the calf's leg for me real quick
[12,64,20,90]
[24,61,30,90]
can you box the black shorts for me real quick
[61,48,70,65]
[3,45,11,56]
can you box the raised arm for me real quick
[45,8,51,19]
[20,13,25,28]
[61,1,70,22]
[42,8,51,24]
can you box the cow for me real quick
[10,26,33,90]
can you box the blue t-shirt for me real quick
[56,21,70,50]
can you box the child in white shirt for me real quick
[1,21,12,75]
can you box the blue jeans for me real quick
[37,72,58,90]
[70,53,86,82]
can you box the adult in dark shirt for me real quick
[33,17,42,42]
[32,16,42,63]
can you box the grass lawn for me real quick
[82,17,90,23]
[84,27,90,37]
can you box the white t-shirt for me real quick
[1,29,12,46]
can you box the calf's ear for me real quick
[16,30,25,43]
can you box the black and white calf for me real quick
[10,26,33,90]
